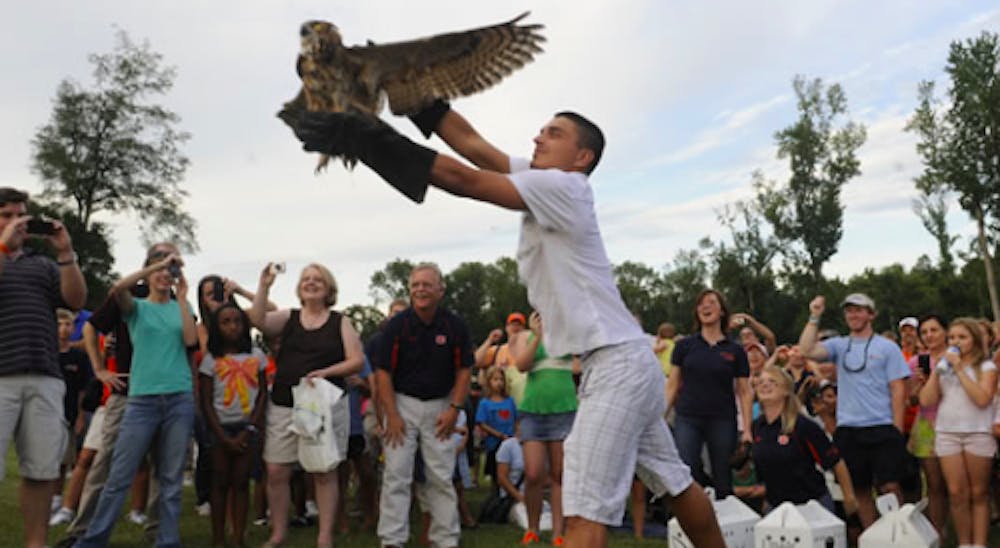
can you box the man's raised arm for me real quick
[798,296,830,361]
[409,101,510,173]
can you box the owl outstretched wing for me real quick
[347,12,545,115]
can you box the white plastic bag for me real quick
[290,378,349,472]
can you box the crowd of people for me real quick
[6,98,1000,548]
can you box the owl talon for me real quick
[315,154,331,174]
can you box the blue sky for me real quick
[2,1,998,310]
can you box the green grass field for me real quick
[1,449,664,547]
[2,448,995,547]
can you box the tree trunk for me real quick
[974,205,1000,320]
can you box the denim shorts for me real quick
[519,411,576,442]
[208,421,251,447]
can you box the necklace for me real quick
[843,334,874,373]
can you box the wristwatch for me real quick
[57,252,79,266]
[449,403,463,411]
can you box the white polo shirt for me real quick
[507,157,644,357]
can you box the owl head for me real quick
[300,21,342,61]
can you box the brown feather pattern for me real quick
[279,13,544,171]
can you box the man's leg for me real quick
[665,482,725,548]
[17,375,67,548]
[419,399,460,548]
[377,394,421,547]
[21,479,57,548]
[562,343,684,548]
[632,368,724,547]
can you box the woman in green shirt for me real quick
[510,312,579,546]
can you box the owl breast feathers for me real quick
[279,12,545,169]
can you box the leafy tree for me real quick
[614,260,671,332]
[343,304,385,342]
[443,261,493,341]
[30,29,196,252]
[911,188,958,272]
[711,195,780,315]
[661,243,713,332]
[26,201,115,308]
[757,76,867,288]
[368,258,415,306]
[907,31,1000,319]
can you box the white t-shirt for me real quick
[507,157,644,356]
[451,410,467,452]
[936,360,998,433]
[495,437,524,498]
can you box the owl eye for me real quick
[300,24,312,37]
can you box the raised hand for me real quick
[528,311,543,338]
[259,263,278,290]
[809,296,825,317]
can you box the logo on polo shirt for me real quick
[719,351,735,361]
[435,335,447,345]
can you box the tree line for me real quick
[23,29,1000,341]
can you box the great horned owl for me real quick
[278,12,544,172]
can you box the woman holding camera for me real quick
[76,244,198,548]
[919,317,998,548]
[249,262,364,548]
[196,274,275,356]
[907,314,949,535]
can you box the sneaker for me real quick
[289,514,314,528]
[253,517,269,527]
[54,536,78,548]
[305,500,319,519]
[50,495,64,514]
[127,510,148,525]
[195,502,211,517]
[520,530,540,545]
[552,536,564,546]
[49,507,75,526]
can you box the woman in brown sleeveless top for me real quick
[248,262,364,548]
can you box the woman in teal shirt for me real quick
[510,311,579,546]
[76,244,197,548]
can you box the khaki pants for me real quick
[67,394,160,537]
[377,394,460,547]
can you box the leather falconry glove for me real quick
[295,111,437,204]
[407,99,452,139]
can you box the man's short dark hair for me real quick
[0,187,28,208]
[555,111,604,175]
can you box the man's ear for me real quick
[574,148,595,172]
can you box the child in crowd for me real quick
[919,317,998,548]
[476,366,518,493]
[452,408,478,528]
[199,303,268,548]
[52,309,92,520]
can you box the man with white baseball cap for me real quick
[797,292,911,530]
[897,316,920,361]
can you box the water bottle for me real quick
[936,346,959,373]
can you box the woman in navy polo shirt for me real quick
[752,365,857,515]
[666,289,752,497]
